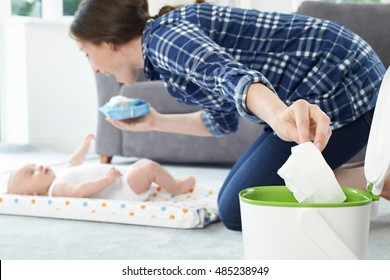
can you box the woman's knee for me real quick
[218,198,242,231]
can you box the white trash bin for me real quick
[239,67,390,260]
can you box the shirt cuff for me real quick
[201,110,239,137]
[234,70,277,124]
[201,111,223,137]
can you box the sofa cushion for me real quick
[297,1,390,68]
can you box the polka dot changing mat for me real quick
[0,184,219,228]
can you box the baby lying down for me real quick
[6,134,195,201]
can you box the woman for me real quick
[70,0,386,230]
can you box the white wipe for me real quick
[277,142,346,203]
[107,95,132,107]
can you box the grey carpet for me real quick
[0,199,389,259]
[0,215,243,260]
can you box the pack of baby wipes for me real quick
[99,95,150,120]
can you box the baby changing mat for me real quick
[0,184,219,229]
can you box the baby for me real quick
[7,134,196,201]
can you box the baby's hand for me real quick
[105,167,122,183]
[83,134,95,147]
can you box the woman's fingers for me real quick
[291,100,311,144]
[106,114,153,131]
[309,104,332,150]
[290,100,331,151]
[107,118,137,130]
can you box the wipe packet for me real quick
[99,95,150,120]
[277,142,346,203]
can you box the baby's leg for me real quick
[127,159,195,195]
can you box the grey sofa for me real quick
[95,1,390,164]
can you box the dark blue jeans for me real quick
[217,109,374,231]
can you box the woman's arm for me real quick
[144,23,332,147]
[52,167,122,197]
[245,83,332,151]
[107,109,212,137]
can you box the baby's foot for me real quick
[176,176,196,194]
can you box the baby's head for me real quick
[7,163,56,195]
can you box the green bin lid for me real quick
[239,186,372,208]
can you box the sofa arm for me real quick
[96,73,122,105]
[95,73,264,164]
[120,120,262,164]
[95,73,202,162]
[118,79,263,164]
[95,74,124,158]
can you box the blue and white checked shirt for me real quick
[142,3,385,137]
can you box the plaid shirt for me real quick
[142,3,385,137]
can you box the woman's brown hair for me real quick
[70,0,205,45]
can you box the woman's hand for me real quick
[272,100,332,151]
[246,83,332,151]
[106,108,158,132]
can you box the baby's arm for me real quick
[67,134,95,167]
[52,167,122,197]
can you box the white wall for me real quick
[1,0,295,153]
[2,18,97,152]
[0,1,11,141]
